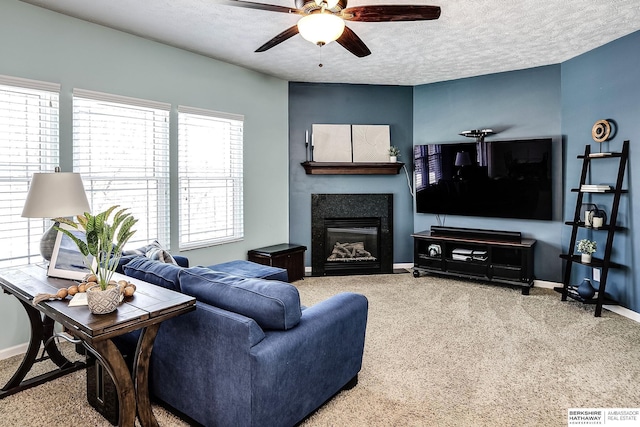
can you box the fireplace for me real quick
[312,194,393,276]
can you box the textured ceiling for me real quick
[20,0,640,86]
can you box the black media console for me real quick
[412,226,536,294]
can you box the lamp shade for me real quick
[22,172,90,218]
[454,151,472,167]
[298,12,345,45]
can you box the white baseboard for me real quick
[533,279,558,289]
[0,342,29,361]
[602,305,640,323]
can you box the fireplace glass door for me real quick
[324,218,381,274]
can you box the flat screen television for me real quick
[414,138,554,220]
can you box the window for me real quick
[426,144,443,185]
[414,144,443,190]
[178,106,243,250]
[0,76,59,267]
[73,89,170,248]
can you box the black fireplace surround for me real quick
[312,194,393,276]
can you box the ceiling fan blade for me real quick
[336,27,371,58]
[255,25,300,52]
[341,5,441,22]
[220,0,301,15]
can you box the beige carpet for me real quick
[1,273,639,426]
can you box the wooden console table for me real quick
[0,264,195,427]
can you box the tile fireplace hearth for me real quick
[311,194,393,276]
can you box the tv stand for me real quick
[412,226,535,294]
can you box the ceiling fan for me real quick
[224,0,441,57]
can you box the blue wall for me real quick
[561,31,640,311]
[289,83,415,265]
[413,65,564,282]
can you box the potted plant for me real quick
[389,146,401,163]
[55,206,137,314]
[576,238,597,264]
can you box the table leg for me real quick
[0,299,85,399]
[90,339,137,427]
[88,324,161,427]
[133,323,160,427]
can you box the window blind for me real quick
[73,89,170,248]
[177,105,244,250]
[427,144,442,185]
[0,75,60,267]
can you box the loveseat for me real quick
[115,256,369,427]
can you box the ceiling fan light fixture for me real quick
[297,12,345,46]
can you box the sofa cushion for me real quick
[123,256,183,292]
[207,260,288,282]
[179,266,302,330]
[122,240,165,256]
[145,247,178,265]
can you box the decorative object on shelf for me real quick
[580,184,612,192]
[588,207,607,229]
[581,203,597,226]
[576,278,596,300]
[21,167,91,261]
[388,145,401,163]
[459,128,495,143]
[305,129,310,161]
[54,206,138,314]
[576,239,597,263]
[427,243,441,257]
[591,119,616,143]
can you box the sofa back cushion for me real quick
[123,256,183,292]
[179,266,302,330]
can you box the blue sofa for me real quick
[116,257,369,427]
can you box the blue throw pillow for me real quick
[179,266,302,330]
[123,256,183,292]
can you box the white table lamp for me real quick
[21,169,90,261]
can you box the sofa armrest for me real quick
[249,292,368,426]
[173,255,189,267]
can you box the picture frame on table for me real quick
[47,222,95,280]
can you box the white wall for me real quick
[0,0,289,352]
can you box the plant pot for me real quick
[581,253,592,264]
[86,284,122,315]
[389,156,397,163]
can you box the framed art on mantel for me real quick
[352,125,390,162]
[312,124,352,162]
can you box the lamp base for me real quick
[39,221,59,262]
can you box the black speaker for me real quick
[86,353,119,425]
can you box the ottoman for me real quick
[207,260,289,282]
